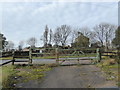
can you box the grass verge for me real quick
[1,65,17,89]
[96,59,119,87]
[1,64,55,89]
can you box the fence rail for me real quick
[1,47,119,66]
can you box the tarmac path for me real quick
[16,65,117,88]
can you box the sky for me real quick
[0,1,118,48]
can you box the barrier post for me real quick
[12,51,15,65]
[96,48,101,62]
[56,48,59,65]
[29,47,32,64]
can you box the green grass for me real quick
[15,64,52,83]
[96,60,119,86]
[0,57,13,60]
[0,64,54,88]
[117,82,120,87]
[0,67,2,89]
[0,65,17,89]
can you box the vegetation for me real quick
[0,22,119,88]
[96,59,119,86]
[72,33,89,48]
[1,65,16,88]
[14,64,51,83]
[0,33,7,50]
[5,41,14,51]
[112,26,120,47]
[27,37,37,48]
[1,64,54,89]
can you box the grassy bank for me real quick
[96,59,119,87]
[0,65,16,89]
[1,64,55,89]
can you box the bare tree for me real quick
[6,41,14,51]
[71,28,80,44]
[27,37,37,47]
[88,31,97,46]
[54,25,71,46]
[72,27,96,47]
[53,28,61,46]
[79,27,91,37]
[18,40,24,50]
[94,23,116,49]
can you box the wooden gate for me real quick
[1,47,103,66]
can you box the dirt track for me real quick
[16,65,117,88]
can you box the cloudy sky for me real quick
[0,1,118,48]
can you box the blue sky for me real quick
[0,1,118,48]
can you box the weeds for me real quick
[1,64,52,89]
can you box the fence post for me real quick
[96,48,101,62]
[29,47,32,64]
[56,48,59,65]
[117,47,120,63]
[12,51,15,65]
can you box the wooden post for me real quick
[77,58,80,65]
[56,48,59,65]
[96,48,101,62]
[117,47,120,63]
[29,47,32,64]
[12,51,15,65]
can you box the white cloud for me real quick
[0,2,118,47]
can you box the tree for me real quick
[53,28,61,46]
[6,41,14,51]
[80,27,91,37]
[91,41,101,48]
[88,31,98,47]
[112,26,120,48]
[54,25,71,46]
[40,25,50,47]
[44,25,49,47]
[71,29,80,44]
[18,41,24,51]
[27,37,37,47]
[78,27,97,47]
[71,33,89,48]
[48,29,53,45]
[94,23,116,50]
[0,33,8,50]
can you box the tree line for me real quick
[0,22,119,51]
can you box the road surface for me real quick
[16,65,117,88]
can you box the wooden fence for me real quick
[1,47,119,66]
